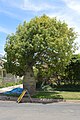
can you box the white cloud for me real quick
[0,0,55,20]
[0,8,25,21]
[0,9,19,18]
[0,26,11,34]
[0,0,55,12]
[22,0,55,12]
[0,44,5,55]
[62,0,80,14]
[0,44,4,48]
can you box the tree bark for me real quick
[23,67,36,95]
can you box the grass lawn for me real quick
[2,84,80,100]
[3,90,80,100]
[59,91,80,100]
[32,91,80,100]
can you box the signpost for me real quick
[17,89,32,103]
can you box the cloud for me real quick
[0,9,19,19]
[0,0,55,21]
[47,7,80,33]
[22,0,55,12]
[0,44,5,55]
[62,0,80,14]
[0,26,11,34]
[0,0,55,12]
[0,44,4,48]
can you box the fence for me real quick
[0,73,23,85]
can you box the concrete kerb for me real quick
[1,95,80,104]
[1,93,80,104]
[0,94,64,103]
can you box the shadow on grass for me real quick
[32,91,63,99]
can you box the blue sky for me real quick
[0,0,80,55]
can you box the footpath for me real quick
[0,84,23,93]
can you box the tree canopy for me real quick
[5,15,77,77]
[4,15,78,92]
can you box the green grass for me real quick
[59,91,80,100]
[33,84,80,100]
[3,91,80,100]
[3,90,80,100]
[1,83,80,100]
[32,91,80,100]
[33,91,63,99]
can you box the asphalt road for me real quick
[0,101,80,120]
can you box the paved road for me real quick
[0,101,80,120]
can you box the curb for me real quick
[0,94,80,104]
[0,95,64,103]
[65,100,80,103]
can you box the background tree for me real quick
[64,54,80,85]
[4,15,77,94]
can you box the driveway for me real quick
[0,101,80,120]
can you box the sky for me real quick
[0,0,80,55]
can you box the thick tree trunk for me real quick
[23,67,36,95]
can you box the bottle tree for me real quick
[4,15,77,94]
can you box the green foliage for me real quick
[64,54,80,85]
[41,85,53,91]
[4,15,77,79]
[54,84,80,92]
